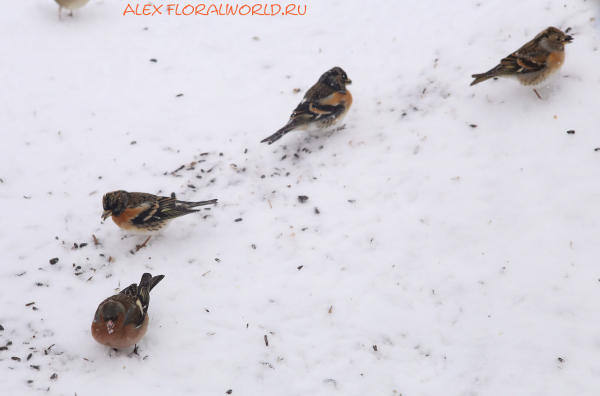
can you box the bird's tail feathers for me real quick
[470,73,495,86]
[139,273,165,293]
[261,123,298,145]
[185,199,218,209]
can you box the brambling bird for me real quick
[261,67,353,145]
[55,0,90,19]
[102,190,218,250]
[91,273,164,350]
[471,27,573,99]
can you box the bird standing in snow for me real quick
[91,273,164,351]
[470,27,573,99]
[261,67,353,145]
[55,0,89,19]
[101,190,218,251]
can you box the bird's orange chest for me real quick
[547,51,565,70]
[320,91,352,107]
[112,207,146,229]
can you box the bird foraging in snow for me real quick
[101,190,218,251]
[470,27,573,99]
[261,67,353,145]
[91,273,164,350]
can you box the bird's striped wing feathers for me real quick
[499,50,547,75]
[290,96,345,124]
[130,197,196,224]
[120,273,163,328]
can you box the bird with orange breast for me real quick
[261,67,353,145]
[471,27,573,99]
[91,273,164,351]
[101,190,218,251]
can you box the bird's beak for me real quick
[345,78,352,85]
[563,35,573,44]
[101,210,113,221]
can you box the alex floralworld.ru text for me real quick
[123,4,307,16]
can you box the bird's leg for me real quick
[58,6,62,20]
[533,89,542,100]
[131,345,139,356]
[336,124,347,132]
[69,10,73,17]
[135,236,152,252]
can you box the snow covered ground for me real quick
[1,0,599,394]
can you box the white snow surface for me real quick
[1,0,599,395]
